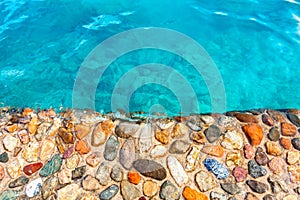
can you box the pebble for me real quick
[287,151,300,165]
[0,190,19,200]
[40,138,55,161]
[244,144,255,159]
[190,131,206,144]
[96,162,111,185]
[75,139,91,155]
[248,160,267,178]
[268,127,280,141]
[23,162,43,176]
[63,146,74,159]
[195,170,217,192]
[110,165,123,182]
[91,122,110,146]
[225,151,243,167]
[120,139,136,169]
[139,123,153,153]
[0,152,9,163]
[72,165,86,180]
[3,135,18,152]
[150,145,168,158]
[220,183,241,195]
[267,110,286,123]
[172,123,189,138]
[221,130,244,150]
[75,123,92,140]
[55,135,68,154]
[17,130,30,144]
[246,180,268,194]
[155,129,170,144]
[266,141,283,156]
[242,124,263,146]
[201,144,224,157]
[0,165,5,179]
[245,192,259,200]
[127,171,141,185]
[25,177,42,197]
[185,146,201,172]
[263,194,276,200]
[291,138,300,151]
[159,180,180,200]
[120,180,141,200]
[156,118,175,130]
[232,166,247,182]
[287,113,300,127]
[133,159,167,181]
[86,152,101,167]
[9,176,29,188]
[22,141,39,162]
[203,158,229,179]
[5,124,18,133]
[6,160,21,178]
[186,118,202,131]
[210,191,227,200]
[99,184,119,200]
[268,157,286,175]
[58,167,71,184]
[204,124,221,143]
[82,175,101,191]
[39,154,63,177]
[255,147,269,165]
[13,146,22,157]
[283,195,298,200]
[143,180,159,197]
[288,164,300,183]
[167,156,189,186]
[262,114,275,126]
[57,183,80,200]
[281,122,297,136]
[41,176,58,199]
[104,135,119,161]
[182,186,208,200]
[169,140,190,154]
[280,137,292,149]
[66,153,80,169]
[236,113,258,123]
[115,122,140,139]
[268,175,289,193]
[58,127,74,144]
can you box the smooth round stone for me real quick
[119,139,136,169]
[86,152,102,167]
[72,165,86,180]
[9,176,29,188]
[242,124,263,146]
[120,180,141,200]
[291,138,300,151]
[99,184,119,200]
[287,113,300,127]
[23,162,43,176]
[143,180,159,197]
[203,158,229,179]
[220,183,241,195]
[262,114,274,126]
[169,140,190,154]
[150,145,168,158]
[110,165,123,182]
[133,159,167,181]
[268,157,286,175]
[244,144,255,159]
[39,154,63,177]
[246,180,268,194]
[159,180,180,200]
[0,152,9,163]
[287,151,300,165]
[195,171,217,192]
[139,123,153,153]
[25,178,42,197]
[265,141,283,156]
[0,190,19,200]
[167,156,189,187]
[281,122,297,136]
[235,113,258,123]
[248,160,267,178]
[41,176,58,199]
[221,130,244,150]
[255,147,269,166]
[3,135,18,152]
[96,162,111,186]
[115,122,140,138]
[57,183,80,200]
[210,191,227,200]
[204,125,221,143]
[183,186,209,200]
[232,166,247,182]
[268,127,280,141]
[82,175,101,191]
[104,135,119,161]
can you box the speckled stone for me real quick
[115,122,140,139]
[280,137,292,150]
[268,157,286,175]
[82,175,101,191]
[0,190,19,200]
[204,125,221,143]
[110,165,123,182]
[210,191,227,200]
[155,129,170,144]
[6,160,21,178]
[172,123,189,138]
[232,166,247,182]
[39,154,63,177]
[22,141,39,162]
[291,138,300,151]
[195,170,217,192]
[244,144,255,159]
[66,153,80,169]
[99,184,119,200]
[41,176,58,199]
[221,130,244,150]
[119,139,136,169]
[0,152,9,163]
[133,159,167,181]
[57,167,71,184]
[25,178,42,197]
[225,151,243,167]
[143,180,159,197]
[242,124,263,146]
[159,180,180,200]
[169,140,190,154]
[255,147,269,166]
[9,176,29,188]
[104,135,119,161]
[120,180,141,200]
[167,156,189,186]
[220,183,241,195]
[248,160,267,178]
[72,165,86,180]
[86,152,101,167]
[266,141,283,156]
[246,180,268,194]
[96,162,111,186]
[3,134,18,152]
[57,183,80,200]
[203,158,229,179]
[281,122,297,136]
[268,175,289,193]
[190,131,206,144]
[263,194,276,200]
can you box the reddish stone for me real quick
[235,113,258,123]
[232,166,247,182]
[201,144,224,157]
[281,122,297,136]
[0,165,5,180]
[23,162,43,176]
[63,146,74,159]
[267,110,286,123]
[268,157,286,175]
[128,171,141,185]
[244,144,255,159]
[75,140,90,155]
[242,124,263,146]
[261,114,274,126]
[280,137,292,150]
[139,197,146,200]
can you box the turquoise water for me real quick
[1,0,300,115]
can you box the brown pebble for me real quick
[75,140,91,155]
[244,144,255,159]
[281,122,297,137]
[236,113,258,123]
[262,114,274,126]
[279,138,292,150]
[268,157,286,174]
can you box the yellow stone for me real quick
[287,151,300,165]
[66,154,80,169]
[40,139,55,161]
[143,180,159,197]
[226,151,243,167]
[22,141,39,162]
[7,160,21,179]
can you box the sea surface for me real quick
[1,0,300,115]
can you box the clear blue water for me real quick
[1,0,300,115]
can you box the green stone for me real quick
[9,176,29,188]
[0,190,19,200]
[0,152,9,163]
[39,154,63,177]
[72,165,86,180]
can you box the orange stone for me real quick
[127,171,141,185]
[100,120,114,135]
[201,144,224,157]
[5,124,18,133]
[182,186,208,200]
[75,124,92,140]
[23,108,34,116]
[75,140,91,155]
[281,122,297,136]
[242,124,263,146]
[28,116,38,134]
[235,113,258,123]
[280,137,292,150]
[58,127,74,144]
[23,162,43,176]
[0,165,5,180]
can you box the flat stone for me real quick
[41,176,58,199]
[82,175,101,191]
[66,153,80,169]
[133,159,167,181]
[204,125,221,143]
[96,162,111,186]
[291,138,300,151]
[139,123,153,153]
[120,180,141,200]
[110,165,123,182]
[150,145,168,158]
[248,160,267,178]
[268,175,289,193]
[225,151,243,167]
[245,192,259,200]
[182,186,208,200]
[75,139,91,155]
[0,152,9,163]
[232,166,247,182]
[190,131,206,144]
[104,135,119,161]
[99,184,119,200]
[268,127,280,141]
[280,137,292,149]
[0,165,5,179]
[263,194,276,200]
[39,154,63,177]
[255,147,269,166]
[220,183,241,195]
[5,124,18,133]
[9,176,29,188]
[266,141,283,156]
[25,178,42,197]
[86,152,101,167]
[281,122,297,136]
[6,160,21,178]
[0,190,19,200]
[244,144,255,159]
[167,156,189,186]
[268,157,286,174]
[288,164,300,183]
[172,123,189,138]
[120,139,136,169]
[169,140,190,154]
[22,141,39,162]
[203,158,229,179]
[23,162,43,176]
[40,139,55,161]
[115,122,140,139]
[92,121,113,146]
[287,113,300,127]
[242,124,263,146]
[262,114,274,126]
[159,180,180,200]
[195,170,217,192]
[3,134,18,152]
[185,146,201,171]
[155,129,170,144]
[127,171,141,185]
[58,127,74,144]
[287,151,300,165]
[221,130,244,150]
[57,183,80,200]
[201,144,224,157]
[236,113,258,123]
[283,195,298,200]
[75,124,92,140]
[72,165,86,180]
[17,130,30,144]
[210,191,227,200]
[143,180,159,197]
[246,180,268,194]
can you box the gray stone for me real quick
[0,152,9,163]
[263,194,277,200]
[210,191,227,200]
[248,160,267,178]
[204,125,221,143]
[220,183,241,195]
[291,138,300,151]
[115,122,139,138]
[110,165,123,182]
[133,159,167,181]
[287,113,300,127]
[100,184,119,200]
[267,175,289,193]
[246,180,268,194]
[96,162,111,186]
[104,135,119,161]
[268,127,280,141]
[119,139,136,169]
[71,165,86,180]
[159,180,180,200]
[9,176,29,188]
[120,180,141,200]
[169,140,190,154]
